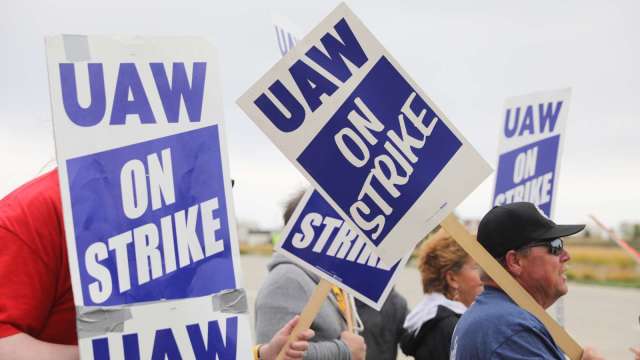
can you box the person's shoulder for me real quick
[471,288,526,315]
[456,289,534,337]
[379,288,409,316]
[402,306,458,358]
[258,261,315,298]
[388,288,409,308]
[2,170,59,202]
[268,262,310,282]
[0,170,63,251]
[0,170,60,221]
[436,305,461,327]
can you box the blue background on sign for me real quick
[298,56,462,246]
[493,135,560,216]
[67,125,236,306]
[280,191,401,303]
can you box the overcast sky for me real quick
[1,0,638,230]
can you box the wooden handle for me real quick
[440,214,583,360]
[344,292,354,333]
[276,279,333,360]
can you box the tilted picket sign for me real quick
[238,2,491,267]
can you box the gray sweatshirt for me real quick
[254,253,351,359]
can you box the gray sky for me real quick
[1,0,638,230]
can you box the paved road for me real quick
[240,254,640,360]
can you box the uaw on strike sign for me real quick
[492,89,571,217]
[276,189,411,310]
[238,3,492,264]
[46,35,250,359]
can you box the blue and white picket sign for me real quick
[272,14,301,57]
[46,35,250,359]
[277,189,411,310]
[238,3,492,264]
[492,88,572,217]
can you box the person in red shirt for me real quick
[0,170,313,360]
[0,170,78,359]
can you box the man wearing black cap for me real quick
[449,202,603,360]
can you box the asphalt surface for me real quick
[240,254,640,360]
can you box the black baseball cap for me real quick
[477,202,585,259]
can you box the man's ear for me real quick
[504,250,524,276]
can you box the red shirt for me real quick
[0,170,77,344]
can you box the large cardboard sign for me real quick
[46,35,250,359]
[492,88,571,216]
[238,3,492,264]
[277,189,411,310]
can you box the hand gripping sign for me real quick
[238,3,492,266]
[493,88,572,217]
[46,35,251,359]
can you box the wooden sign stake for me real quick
[276,278,333,360]
[344,293,354,333]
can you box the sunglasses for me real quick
[521,238,565,256]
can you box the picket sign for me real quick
[492,89,572,326]
[238,2,493,266]
[46,35,250,359]
[439,215,583,360]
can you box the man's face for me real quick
[517,244,571,309]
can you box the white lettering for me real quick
[201,198,224,256]
[175,204,204,268]
[108,231,133,292]
[335,127,370,167]
[312,217,343,253]
[147,148,176,210]
[134,223,163,286]
[292,212,322,249]
[86,242,112,304]
[347,97,384,145]
[120,159,148,219]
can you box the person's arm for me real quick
[491,328,565,360]
[255,266,352,360]
[254,268,312,344]
[0,228,71,358]
[0,333,78,360]
[257,316,315,360]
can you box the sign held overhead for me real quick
[238,3,492,264]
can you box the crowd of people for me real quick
[0,171,638,359]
